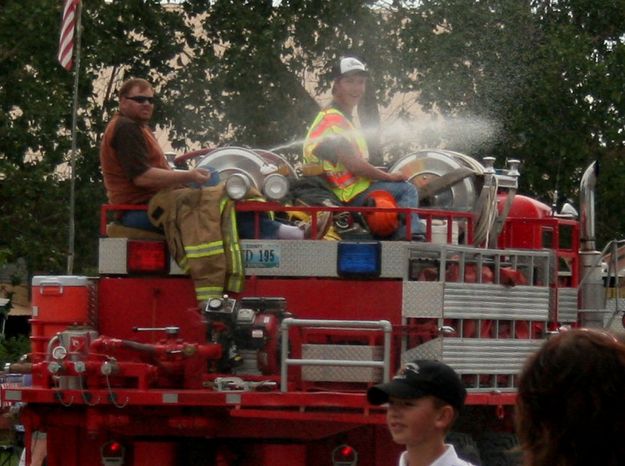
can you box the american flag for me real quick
[57,0,80,71]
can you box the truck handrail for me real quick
[279,318,393,392]
[101,203,475,243]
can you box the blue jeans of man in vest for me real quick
[349,181,425,240]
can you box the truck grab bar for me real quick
[279,318,392,392]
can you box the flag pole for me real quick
[66,0,82,275]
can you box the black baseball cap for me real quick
[367,360,467,411]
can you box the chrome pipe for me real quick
[580,161,598,252]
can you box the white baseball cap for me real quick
[334,57,368,78]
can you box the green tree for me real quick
[389,0,625,243]
[0,0,190,274]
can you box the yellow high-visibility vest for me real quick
[303,107,371,202]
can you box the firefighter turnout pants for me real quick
[148,185,244,303]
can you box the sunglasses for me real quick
[125,95,155,104]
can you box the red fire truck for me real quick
[3,148,607,465]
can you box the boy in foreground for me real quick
[367,360,476,466]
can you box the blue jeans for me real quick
[120,210,280,239]
[121,210,161,232]
[350,181,424,239]
[235,212,281,239]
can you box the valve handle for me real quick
[132,326,180,336]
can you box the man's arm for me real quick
[324,136,406,182]
[340,153,407,182]
[134,166,211,189]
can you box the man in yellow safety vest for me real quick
[303,57,425,240]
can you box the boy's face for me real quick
[386,396,452,447]
[333,73,367,111]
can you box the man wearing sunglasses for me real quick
[100,78,331,240]
[100,78,213,231]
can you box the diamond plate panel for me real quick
[242,240,409,278]
[402,338,442,363]
[301,344,383,382]
[402,282,549,320]
[380,242,411,278]
[402,282,444,318]
[99,238,127,274]
[101,237,412,278]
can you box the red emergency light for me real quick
[101,440,125,465]
[332,443,358,466]
[127,240,169,274]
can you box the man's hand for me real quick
[188,168,212,185]
[386,172,408,182]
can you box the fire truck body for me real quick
[5,150,606,465]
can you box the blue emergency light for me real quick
[336,241,381,278]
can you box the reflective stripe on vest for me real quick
[326,170,358,189]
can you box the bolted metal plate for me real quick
[403,282,444,318]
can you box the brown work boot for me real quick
[301,211,332,239]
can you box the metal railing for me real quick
[279,318,393,392]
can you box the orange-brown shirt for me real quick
[100,114,170,204]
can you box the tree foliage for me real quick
[0,0,624,276]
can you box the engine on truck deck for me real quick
[201,296,288,374]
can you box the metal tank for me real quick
[388,149,483,211]
[195,146,296,201]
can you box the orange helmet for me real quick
[363,190,399,237]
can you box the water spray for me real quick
[268,114,500,156]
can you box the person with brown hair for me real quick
[303,57,425,241]
[516,328,625,466]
